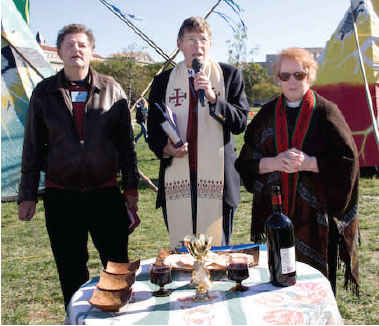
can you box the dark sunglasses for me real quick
[278,71,307,82]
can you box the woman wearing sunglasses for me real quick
[235,47,360,295]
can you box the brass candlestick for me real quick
[183,234,212,301]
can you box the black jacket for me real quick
[18,67,139,202]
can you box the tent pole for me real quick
[350,0,379,150]
[98,0,176,66]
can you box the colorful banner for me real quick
[313,0,379,167]
[1,0,54,201]
[12,0,30,24]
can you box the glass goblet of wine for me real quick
[227,255,249,292]
[149,264,172,297]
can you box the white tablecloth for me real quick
[66,249,343,325]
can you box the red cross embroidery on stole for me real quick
[169,88,187,107]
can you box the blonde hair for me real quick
[273,48,318,84]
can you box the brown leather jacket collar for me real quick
[45,66,103,94]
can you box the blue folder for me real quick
[176,243,266,253]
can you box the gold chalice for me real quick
[183,234,212,301]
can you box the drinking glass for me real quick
[227,255,249,292]
[149,264,172,297]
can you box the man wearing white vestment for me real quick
[147,17,249,249]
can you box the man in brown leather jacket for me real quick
[18,24,140,309]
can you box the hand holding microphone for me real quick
[192,58,206,107]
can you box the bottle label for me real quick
[280,246,296,274]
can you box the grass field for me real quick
[1,123,378,325]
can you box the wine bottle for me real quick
[265,185,296,287]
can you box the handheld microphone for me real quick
[191,58,205,107]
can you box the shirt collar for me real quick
[286,100,302,108]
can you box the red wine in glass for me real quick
[227,258,249,292]
[150,264,172,297]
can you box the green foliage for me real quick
[241,62,271,85]
[240,62,279,104]
[250,82,281,105]
[91,58,164,104]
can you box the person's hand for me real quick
[163,139,188,158]
[125,194,138,211]
[279,148,319,172]
[275,148,304,173]
[260,148,303,174]
[194,71,216,104]
[18,201,36,221]
[127,206,140,233]
[124,191,140,233]
[297,150,319,172]
[260,148,319,174]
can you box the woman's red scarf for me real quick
[275,89,316,217]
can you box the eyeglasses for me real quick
[278,71,307,82]
[182,36,209,45]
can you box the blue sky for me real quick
[29,0,350,63]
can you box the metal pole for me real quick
[350,0,379,150]
[98,0,176,66]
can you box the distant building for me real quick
[39,44,64,71]
[256,47,323,76]
[111,51,155,65]
[36,32,105,72]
